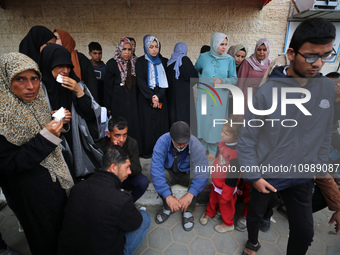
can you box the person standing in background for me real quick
[166,42,198,127]
[135,35,169,158]
[88,42,106,107]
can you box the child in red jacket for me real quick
[199,116,243,233]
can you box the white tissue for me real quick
[52,107,65,121]
[56,74,63,83]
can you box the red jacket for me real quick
[212,142,239,201]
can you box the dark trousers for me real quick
[122,174,149,202]
[0,232,6,250]
[247,180,314,255]
[162,169,197,212]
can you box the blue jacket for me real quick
[151,133,209,199]
[237,66,335,191]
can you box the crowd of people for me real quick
[0,17,340,255]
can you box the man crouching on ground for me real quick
[151,121,209,231]
[58,145,150,255]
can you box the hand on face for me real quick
[60,76,85,98]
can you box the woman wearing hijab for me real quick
[127,37,138,59]
[104,37,141,144]
[228,43,248,74]
[0,52,74,255]
[19,25,56,63]
[39,44,102,179]
[166,42,198,127]
[136,35,169,158]
[236,38,271,110]
[53,29,98,102]
[195,32,237,160]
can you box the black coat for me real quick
[166,56,198,127]
[135,56,169,158]
[0,133,67,255]
[77,51,99,102]
[104,59,141,146]
[58,170,142,255]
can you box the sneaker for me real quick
[259,217,271,232]
[199,213,209,225]
[214,224,234,233]
[211,211,222,223]
[235,216,247,232]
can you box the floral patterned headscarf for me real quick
[113,37,136,86]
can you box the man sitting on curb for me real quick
[58,145,151,255]
[96,117,149,202]
[151,121,209,231]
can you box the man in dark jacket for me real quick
[58,145,150,255]
[95,117,149,202]
[237,18,336,255]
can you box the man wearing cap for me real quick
[150,121,209,231]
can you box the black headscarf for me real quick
[38,44,79,111]
[19,25,56,63]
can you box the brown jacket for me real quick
[315,173,340,212]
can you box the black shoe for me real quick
[259,218,270,232]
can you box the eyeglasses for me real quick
[297,48,337,63]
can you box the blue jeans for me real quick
[122,174,149,202]
[124,210,150,255]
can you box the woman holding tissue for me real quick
[0,52,74,255]
[39,44,102,179]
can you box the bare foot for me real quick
[207,153,215,160]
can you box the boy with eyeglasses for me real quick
[238,18,336,255]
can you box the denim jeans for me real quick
[122,174,150,202]
[124,210,151,255]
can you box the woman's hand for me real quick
[152,95,159,108]
[51,109,72,124]
[45,120,64,137]
[60,76,85,98]
[213,78,223,85]
[63,109,72,124]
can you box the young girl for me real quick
[199,116,243,232]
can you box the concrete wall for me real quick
[0,0,291,64]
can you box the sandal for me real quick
[182,212,194,231]
[242,241,261,255]
[155,207,171,224]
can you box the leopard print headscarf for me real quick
[0,52,73,190]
